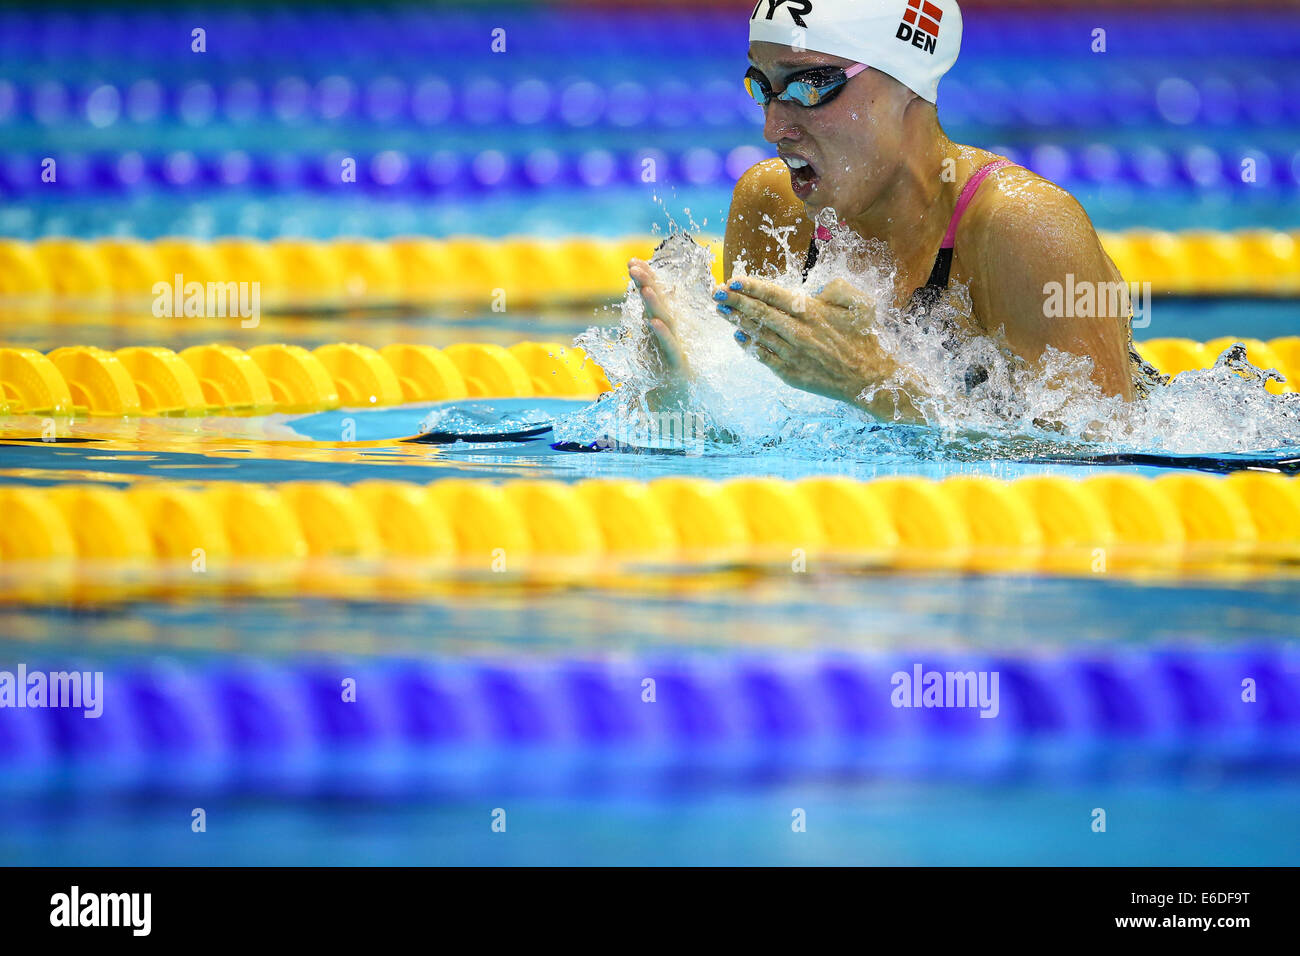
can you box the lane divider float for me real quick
[0,473,1296,603]
[0,340,612,416]
[0,231,1297,308]
[3,647,1295,797]
[1,336,1293,416]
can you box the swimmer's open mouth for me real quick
[781,153,818,196]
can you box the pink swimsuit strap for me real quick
[812,158,1016,246]
[940,158,1016,249]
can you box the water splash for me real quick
[567,222,1300,460]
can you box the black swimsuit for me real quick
[801,222,955,316]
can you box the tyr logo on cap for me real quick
[897,0,943,54]
[751,0,814,29]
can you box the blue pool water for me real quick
[2,577,1298,865]
[5,780,1299,866]
[4,0,1300,867]
[4,185,1298,241]
[3,398,1297,489]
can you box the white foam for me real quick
[569,221,1300,459]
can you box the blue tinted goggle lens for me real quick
[744,68,849,108]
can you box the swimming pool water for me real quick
[5,779,1298,866]
[4,0,1299,869]
[2,576,1297,865]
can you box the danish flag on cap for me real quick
[904,0,944,40]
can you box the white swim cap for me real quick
[748,0,962,105]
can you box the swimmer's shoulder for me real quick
[732,158,803,218]
[959,162,1112,275]
[723,159,814,277]
[959,160,1136,397]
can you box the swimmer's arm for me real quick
[723,159,815,281]
[968,185,1136,401]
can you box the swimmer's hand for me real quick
[629,258,694,407]
[714,276,924,423]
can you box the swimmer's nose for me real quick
[763,103,803,145]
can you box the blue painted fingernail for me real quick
[729,281,743,290]
[734,330,749,344]
[717,304,733,315]
[712,290,728,301]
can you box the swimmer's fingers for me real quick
[641,288,685,370]
[630,259,674,317]
[639,282,665,322]
[720,277,813,320]
[817,277,876,315]
[628,258,654,289]
[647,317,686,372]
[750,340,785,367]
[630,261,659,315]
[718,293,802,350]
[719,310,789,361]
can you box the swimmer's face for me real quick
[747,41,914,216]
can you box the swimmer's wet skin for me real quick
[630,0,1152,424]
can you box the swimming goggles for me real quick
[743,63,868,108]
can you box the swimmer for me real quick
[629,0,1164,422]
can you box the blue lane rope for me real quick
[1,646,1295,796]
[4,143,1298,196]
